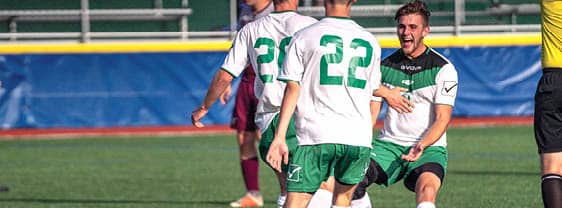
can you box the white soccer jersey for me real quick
[221,11,317,132]
[376,48,458,147]
[279,17,382,147]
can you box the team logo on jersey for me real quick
[441,81,458,97]
[287,164,302,182]
[401,65,422,71]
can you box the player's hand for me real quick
[191,106,208,128]
[219,85,232,105]
[266,138,289,173]
[401,143,424,162]
[386,87,414,113]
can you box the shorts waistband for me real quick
[543,68,562,73]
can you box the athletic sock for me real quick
[350,192,372,208]
[416,201,435,208]
[277,194,286,208]
[541,174,562,208]
[308,189,333,208]
[241,157,259,192]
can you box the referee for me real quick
[534,1,562,207]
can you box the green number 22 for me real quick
[320,35,373,89]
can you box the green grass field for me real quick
[0,125,541,208]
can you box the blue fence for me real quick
[0,38,541,129]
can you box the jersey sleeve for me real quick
[371,95,383,102]
[278,35,305,82]
[434,63,458,106]
[221,28,250,77]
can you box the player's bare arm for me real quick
[191,69,234,127]
[402,104,452,162]
[374,85,414,113]
[219,84,232,105]
[370,101,382,128]
[266,80,300,173]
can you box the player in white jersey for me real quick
[221,1,273,207]
[351,1,458,208]
[191,0,318,207]
[266,0,383,207]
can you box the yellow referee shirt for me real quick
[541,0,562,69]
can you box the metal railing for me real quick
[296,2,541,36]
[0,0,541,43]
[0,0,194,42]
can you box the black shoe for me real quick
[0,186,9,192]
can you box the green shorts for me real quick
[287,144,371,193]
[258,113,297,173]
[371,139,448,188]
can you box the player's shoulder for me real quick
[238,18,260,34]
[291,20,318,36]
[338,19,378,43]
[427,48,454,68]
[284,13,317,32]
[424,48,457,77]
[288,13,317,23]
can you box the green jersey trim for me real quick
[220,67,237,78]
[277,77,298,83]
[323,16,352,20]
[271,11,295,14]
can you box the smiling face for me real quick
[397,13,429,59]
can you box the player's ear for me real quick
[422,25,429,38]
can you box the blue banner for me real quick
[0,45,541,129]
[0,52,239,128]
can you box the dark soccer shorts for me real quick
[230,78,258,132]
[534,68,562,154]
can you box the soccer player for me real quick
[535,1,562,207]
[266,0,383,207]
[191,0,317,207]
[218,0,273,207]
[350,1,458,208]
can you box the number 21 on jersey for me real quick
[253,36,292,83]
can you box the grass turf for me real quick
[0,125,541,207]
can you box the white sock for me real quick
[277,194,286,208]
[416,201,435,208]
[331,206,350,208]
[307,189,333,208]
[351,192,372,208]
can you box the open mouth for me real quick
[401,38,413,48]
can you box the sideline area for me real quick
[0,116,532,139]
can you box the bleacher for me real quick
[0,0,541,42]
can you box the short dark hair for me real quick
[394,0,431,25]
[324,0,354,5]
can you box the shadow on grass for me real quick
[449,170,539,176]
[0,198,278,206]
[0,198,226,206]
